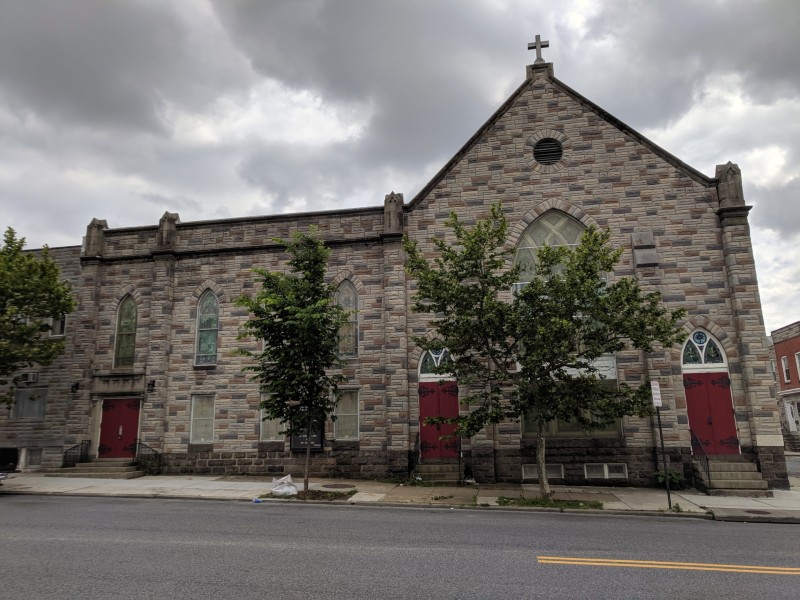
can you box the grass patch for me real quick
[497,496,603,510]
[295,489,357,501]
[259,489,357,501]
[432,494,454,501]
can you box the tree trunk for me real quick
[536,420,551,499]
[303,415,312,500]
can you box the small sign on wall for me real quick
[651,380,662,408]
[290,422,324,452]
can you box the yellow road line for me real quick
[536,556,800,575]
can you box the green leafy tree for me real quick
[0,228,76,406]
[236,229,347,494]
[404,205,684,497]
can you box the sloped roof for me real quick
[408,63,717,211]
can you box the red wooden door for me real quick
[98,398,140,458]
[419,382,459,460]
[684,372,738,455]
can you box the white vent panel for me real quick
[522,464,564,481]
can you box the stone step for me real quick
[705,454,755,462]
[706,478,769,490]
[67,462,138,470]
[707,489,773,498]
[707,462,758,473]
[416,464,460,474]
[700,471,765,481]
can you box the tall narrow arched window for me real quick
[114,296,137,368]
[335,280,358,357]
[513,210,585,286]
[196,290,219,365]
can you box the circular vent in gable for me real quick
[533,138,563,165]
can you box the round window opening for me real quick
[533,138,564,165]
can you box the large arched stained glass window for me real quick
[114,296,137,368]
[195,290,219,365]
[336,281,358,357]
[514,210,585,284]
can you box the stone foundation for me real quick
[162,447,410,479]
[748,445,790,490]
[465,441,694,487]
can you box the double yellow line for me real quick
[537,556,800,575]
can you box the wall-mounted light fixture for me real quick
[70,382,80,393]
[147,379,156,393]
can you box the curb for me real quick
[1,489,716,520]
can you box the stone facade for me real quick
[0,60,788,489]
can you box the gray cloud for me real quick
[0,0,797,328]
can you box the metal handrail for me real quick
[132,440,163,475]
[62,440,91,467]
[689,429,711,487]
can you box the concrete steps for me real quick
[785,433,800,453]
[693,456,771,497]
[415,461,460,485]
[43,458,146,480]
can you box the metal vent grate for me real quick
[607,464,628,479]
[522,464,564,481]
[584,463,606,479]
[584,463,629,479]
[533,138,563,165]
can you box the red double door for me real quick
[419,381,459,460]
[684,372,739,455]
[98,398,141,458]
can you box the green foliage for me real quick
[656,469,687,490]
[0,228,76,406]
[236,228,347,490]
[496,496,604,510]
[404,204,685,495]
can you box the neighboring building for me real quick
[771,322,800,451]
[0,47,789,490]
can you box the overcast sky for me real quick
[0,0,797,333]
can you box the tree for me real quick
[0,228,76,406]
[236,229,347,495]
[404,205,685,497]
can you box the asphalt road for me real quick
[1,496,798,599]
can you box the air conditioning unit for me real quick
[21,373,38,384]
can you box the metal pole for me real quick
[656,407,671,509]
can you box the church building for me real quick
[1,42,789,491]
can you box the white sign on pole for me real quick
[651,380,662,408]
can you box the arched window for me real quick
[514,210,585,284]
[335,280,358,357]
[682,329,727,371]
[196,290,219,365]
[419,349,453,380]
[114,296,137,368]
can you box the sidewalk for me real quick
[3,472,799,523]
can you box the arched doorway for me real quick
[418,349,459,460]
[682,329,739,454]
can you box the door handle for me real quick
[118,425,123,439]
[707,416,712,425]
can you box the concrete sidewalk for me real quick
[3,472,799,523]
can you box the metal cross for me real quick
[527,35,550,64]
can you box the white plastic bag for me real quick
[270,474,298,497]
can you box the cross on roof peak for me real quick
[527,35,550,64]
